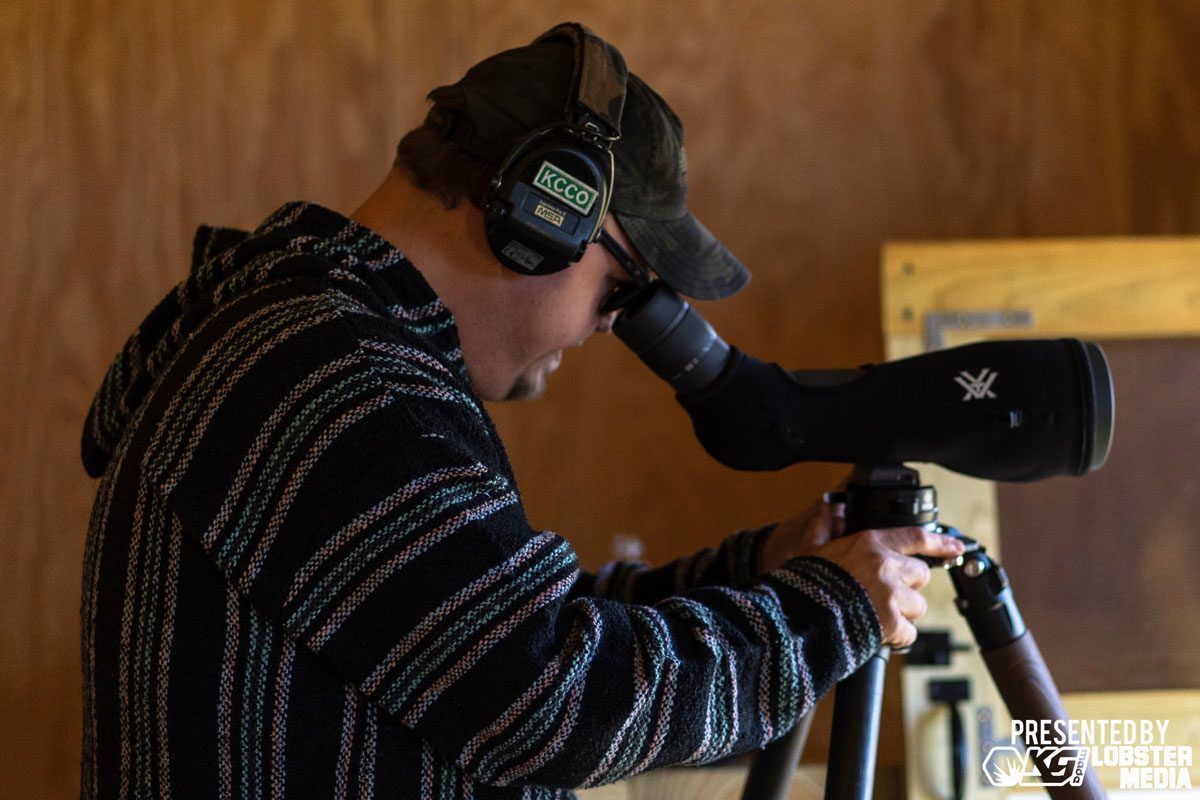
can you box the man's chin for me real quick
[504,352,566,401]
[503,373,546,402]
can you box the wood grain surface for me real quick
[3,2,1200,797]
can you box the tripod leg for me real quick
[981,632,1105,799]
[740,710,816,800]
[949,545,1106,800]
[824,648,890,800]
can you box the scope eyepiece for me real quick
[612,282,733,396]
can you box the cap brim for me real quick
[613,211,749,300]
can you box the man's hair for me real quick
[393,125,495,210]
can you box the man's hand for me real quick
[760,494,964,648]
[758,493,847,572]
[811,525,962,648]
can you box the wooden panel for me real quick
[6,1,1200,797]
[882,238,1200,342]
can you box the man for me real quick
[80,23,961,799]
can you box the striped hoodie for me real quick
[79,201,882,799]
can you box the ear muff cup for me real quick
[471,23,627,278]
[484,132,612,276]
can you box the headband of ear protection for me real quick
[483,24,629,276]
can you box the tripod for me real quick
[741,464,1106,800]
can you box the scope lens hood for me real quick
[1078,340,1115,473]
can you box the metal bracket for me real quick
[924,310,1034,351]
[906,630,971,666]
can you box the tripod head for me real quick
[613,283,1114,481]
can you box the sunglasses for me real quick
[597,229,653,315]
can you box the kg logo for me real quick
[983,745,1090,788]
[955,368,998,401]
[533,162,597,215]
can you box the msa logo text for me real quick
[533,162,597,215]
[956,368,998,401]
[532,201,565,228]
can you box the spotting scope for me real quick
[612,283,1114,482]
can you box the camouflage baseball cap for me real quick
[422,23,750,300]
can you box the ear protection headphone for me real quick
[482,24,629,276]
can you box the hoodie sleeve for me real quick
[157,308,882,791]
[570,524,777,604]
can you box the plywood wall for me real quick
[3,2,1199,797]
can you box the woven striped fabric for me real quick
[79,201,882,799]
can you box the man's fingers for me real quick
[895,553,933,589]
[831,509,846,538]
[885,615,919,649]
[804,501,834,548]
[881,589,926,647]
[819,489,846,539]
[897,586,928,620]
[881,526,965,559]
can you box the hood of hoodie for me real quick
[80,202,453,479]
[81,222,253,479]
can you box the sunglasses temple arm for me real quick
[598,229,653,286]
